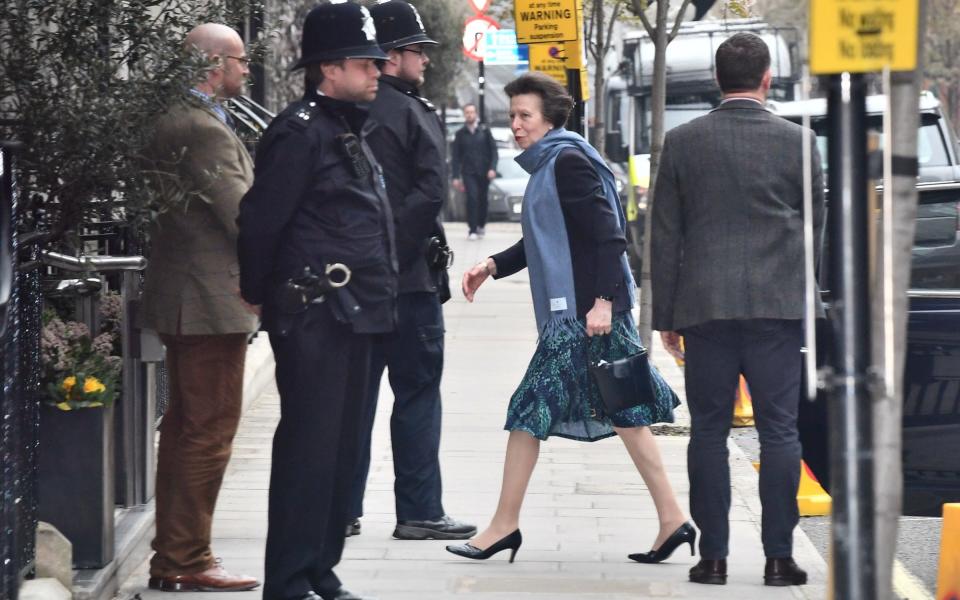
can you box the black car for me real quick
[800,181,960,515]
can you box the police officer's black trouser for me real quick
[263,304,372,600]
[463,173,490,234]
[349,292,445,522]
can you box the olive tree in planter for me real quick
[0,0,263,239]
[0,0,262,570]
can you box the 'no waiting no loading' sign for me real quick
[514,0,579,44]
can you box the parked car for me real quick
[444,147,529,222]
[776,94,960,516]
[769,91,960,183]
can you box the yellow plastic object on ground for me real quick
[733,376,755,427]
[752,460,832,517]
[937,503,960,600]
[674,337,754,427]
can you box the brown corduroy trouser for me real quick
[149,333,248,577]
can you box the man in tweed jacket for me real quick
[650,32,825,587]
[139,23,259,593]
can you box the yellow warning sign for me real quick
[515,0,579,44]
[527,43,589,100]
[809,0,918,74]
[528,43,568,84]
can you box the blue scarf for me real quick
[515,128,636,337]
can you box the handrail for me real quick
[40,250,146,272]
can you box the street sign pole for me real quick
[478,57,486,124]
[825,71,876,600]
[565,68,583,135]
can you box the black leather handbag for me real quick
[589,348,658,414]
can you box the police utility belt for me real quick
[275,263,352,315]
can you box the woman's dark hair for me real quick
[504,72,574,127]
[715,32,771,93]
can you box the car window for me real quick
[909,185,960,290]
[497,156,527,179]
[805,115,952,174]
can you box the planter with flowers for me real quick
[38,292,122,568]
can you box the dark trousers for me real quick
[263,305,372,600]
[463,173,490,234]
[151,333,248,577]
[350,292,445,522]
[682,318,802,560]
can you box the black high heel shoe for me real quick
[627,522,696,564]
[445,529,522,563]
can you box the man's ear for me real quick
[761,69,772,92]
[387,49,402,67]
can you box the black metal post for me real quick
[825,72,876,600]
[478,59,486,124]
[565,68,585,135]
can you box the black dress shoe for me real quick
[628,521,696,564]
[393,514,477,540]
[292,594,322,600]
[764,557,807,586]
[321,587,376,600]
[345,518,361,537]
[445,529,522,563]
[689,558,727,585]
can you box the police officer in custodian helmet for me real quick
[237,3,394,599]
[346,0,475,542]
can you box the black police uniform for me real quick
[236,5,393,599]
[348,70,452,525]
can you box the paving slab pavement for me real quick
[119,223,826,599]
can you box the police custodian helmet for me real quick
[292,1,388,70]
[370,1,437,52]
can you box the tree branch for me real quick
[633,0,656,39]
[668,0,694,42]
[605,1,623,57]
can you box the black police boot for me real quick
[393,514,476,540]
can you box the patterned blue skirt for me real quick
[504,312,679,441]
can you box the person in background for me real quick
[140,22,260,593]
[450,102,497,240]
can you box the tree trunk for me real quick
[591,0,607,156]
[636,0,669,348]
[871,3,927,597]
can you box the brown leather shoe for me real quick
[689,558,727,585]
[148,561,260,592]
[764,557,807,586]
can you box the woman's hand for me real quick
[462,258,496,302]
[585,298,613,336]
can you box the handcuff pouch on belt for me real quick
[275,263,352,315]
[426,236,454,270]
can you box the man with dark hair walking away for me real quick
[651,32,825,587]
[237,3,394,599]
[346,0,474,542]
[451,103,497,240]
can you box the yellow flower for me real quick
[55,402,72,411]
[62,376,76,392]
[83,376,106,394]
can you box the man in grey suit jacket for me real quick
[651,32,824,587]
